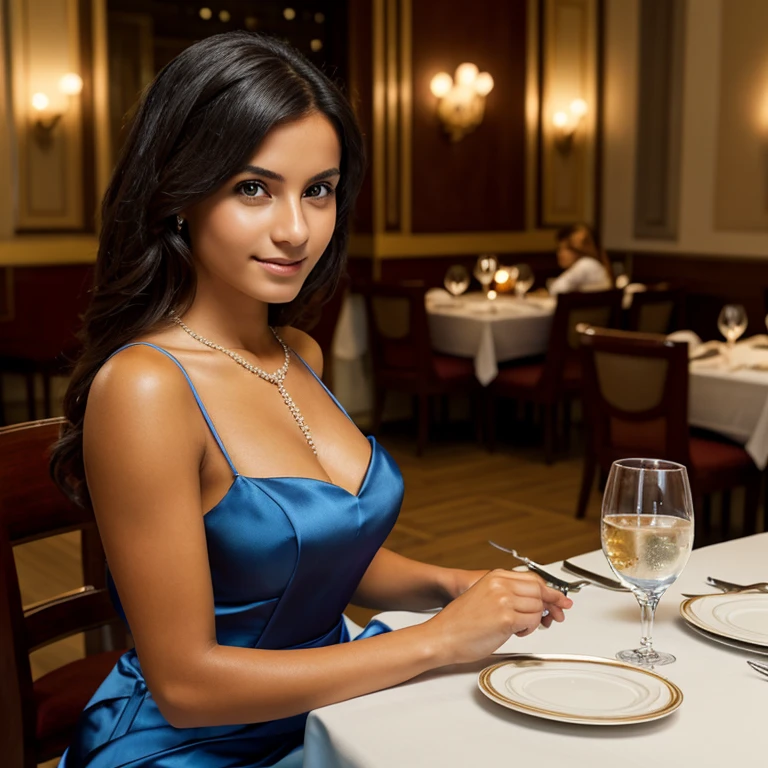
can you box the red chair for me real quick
[364,281,480,455]
[576,327,762,539]
[487,289,623,463]
[0,418,127,768]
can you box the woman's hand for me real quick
[422,569,573,666]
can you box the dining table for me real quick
[426,291,555,385]
[304,532,768,767]
[688,335,768,470]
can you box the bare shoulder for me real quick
[85,344,206,462]
[279,327,323,378]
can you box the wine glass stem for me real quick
[637,594,660,658]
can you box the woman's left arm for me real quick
[351,548,488,611]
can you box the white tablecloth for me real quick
[689,337,768,469]
[304,533,768,768]
[427,293,555,385]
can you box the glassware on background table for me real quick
[717,304,748,347]
[512,263,534,297]
[601,458,694,667]
[443,264,470,298]
[473,254,498,299]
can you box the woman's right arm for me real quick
[84,348,571,729]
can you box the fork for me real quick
[487,541,589,595]
[707,577,768,593]
[747,660,768,679]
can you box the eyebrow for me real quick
[239,165,341,184]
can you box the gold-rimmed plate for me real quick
[683,620,768,656]
[478,654,683,726]
[680,593,768,647]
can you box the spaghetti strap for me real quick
[106,342,239,476]
[291,348,354,424]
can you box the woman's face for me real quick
[556,228,592,269]
[184,112,342,307]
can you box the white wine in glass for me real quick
[443,265,470,298]
[601,458,694,667]
[473,254,498,298]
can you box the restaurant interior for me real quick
[2,1,768,765]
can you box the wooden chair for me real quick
[487,289,623,463]
[576,327,762,539]
[0,418,127,768]
[303,272,351,392]
[625,286,684,334]
[363,281,479,455]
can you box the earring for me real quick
[176,215,184,232]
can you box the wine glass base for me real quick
[616,648,676,668]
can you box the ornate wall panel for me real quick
[540,0,598,227]
[633,0,685,239]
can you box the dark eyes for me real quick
[235,181,336,200]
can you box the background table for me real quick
[305,533,768,767]
[689,337,768,469]
[427,293,555,385]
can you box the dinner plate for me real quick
[680,593,768,647]
[682,619,768,656]
[477,654,683,725]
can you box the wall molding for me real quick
[633,0,685,239]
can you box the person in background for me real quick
[548,223,613,295]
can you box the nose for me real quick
[270,197,309,248]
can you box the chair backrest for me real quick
[626,287,684,334]
[363,281,434,381]
[579,327,690,467]
[0,418,123,766]
[539,289,623,393]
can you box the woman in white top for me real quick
[548,223,613,295]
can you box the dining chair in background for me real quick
[0,417,128,768]
[486,289,623,464]
[625,286,684,334]
[576,327,762,539]
[363,281,479,455]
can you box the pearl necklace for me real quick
[172,316,317,455]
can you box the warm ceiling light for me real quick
[31,92,49,111]
[310,39,323,52]
[283,7,296,20]
[570,98,588,118]
[219,10,231,22]
[314,12,325,23]
[474,72,494,97]
[553,111,569,128]
[199,7,212,20]
[59,73,83,96]
[245,15,258,29]
[455,62,479,86]
[430,72,453,98]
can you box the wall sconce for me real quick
[30,72,83,149]
[429,63,494,142]
[552,98,588,153]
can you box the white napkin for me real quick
[667,330,703,358]
[425,287,452,302]
[622,282,647,309]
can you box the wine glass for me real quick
[443,265,470,298]
[717,304,748,348]
[473,254,498,298]
[601,458,694,667]
[512,263,534,298]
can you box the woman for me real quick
[548,223,613,295]
[51,32,572,767]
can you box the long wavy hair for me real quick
[51,31,365,507]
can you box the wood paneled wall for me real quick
[410,0,528,233]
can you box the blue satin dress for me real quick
[61,342,404,767]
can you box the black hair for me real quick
[51,31,365,506]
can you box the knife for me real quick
[747,660,768,679]
[562,560,629,592]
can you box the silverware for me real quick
[487,541,587,595]
[561,560,629,592]
[747,660,768,679]
[707,577,768,593]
